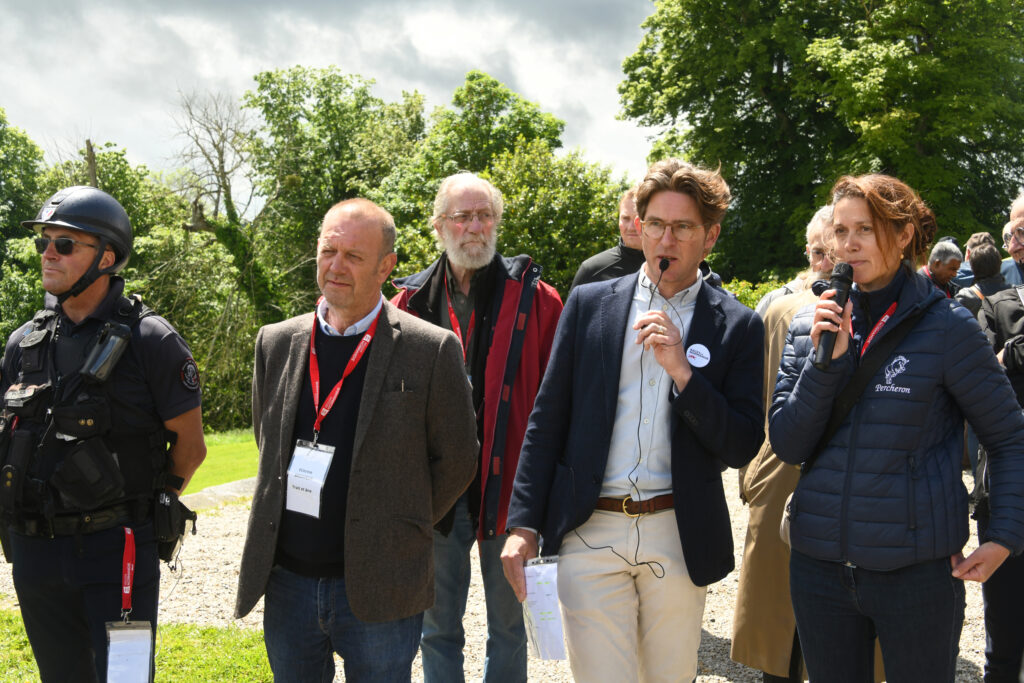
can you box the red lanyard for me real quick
[444,271,474,362]
[309,299,380,439]
[121,527,135,618]
[861,302,898,357]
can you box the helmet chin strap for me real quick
[55,238,115,304]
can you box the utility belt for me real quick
[8,501,146,538]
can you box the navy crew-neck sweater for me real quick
[276,330,370,577]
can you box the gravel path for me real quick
[0,473,989,681]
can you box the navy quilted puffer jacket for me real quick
[770,268,1024,570]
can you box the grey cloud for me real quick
[0,0,652,177]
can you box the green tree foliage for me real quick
[39,143,189,238]
[805,0,1024,237]
[488,139,626,295]
[0,107,43,265]
[620,1,856,280]
[127,227,258,429]
[243,67,427,315]
[0,238,44,342]
[620,0,1024,279]
[1,70,627,427]
[723,277,785,310]
[413,70,564,181]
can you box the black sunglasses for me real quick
[34,236,98,256]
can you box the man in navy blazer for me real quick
[501,159,764,682]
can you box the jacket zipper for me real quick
[839,401,862,565]
[908,453,918,530]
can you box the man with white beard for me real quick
[391,172,562,683]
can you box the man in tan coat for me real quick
[235,199,478,682]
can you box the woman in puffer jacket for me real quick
[769,173,1024,683]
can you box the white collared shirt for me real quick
[316,294,384,337]
[600,269,702,499]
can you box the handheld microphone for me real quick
[813,262,854,370]
[659,258,669,273]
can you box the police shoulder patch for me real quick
[181,358,200,391]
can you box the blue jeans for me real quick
[10,522,160,683]
[421,495,527,683]
[790,550,965,683]
[263,565,423,683]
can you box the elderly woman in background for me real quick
[770,174,1024,683]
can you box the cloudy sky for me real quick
[0,0,659,184]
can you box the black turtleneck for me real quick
[850,266,908,349]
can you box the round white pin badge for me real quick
[686,343,711,368]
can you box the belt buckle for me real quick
[621,497,640,518]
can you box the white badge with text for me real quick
[686,343,711,368]
[286,440,335,518]
[106,621,152,683]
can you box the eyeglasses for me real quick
[640,219,704,242]
[1003,226,1024,248]
[34,236,98,256]
[444,211,495,228]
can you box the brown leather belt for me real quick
[595,494,674,517]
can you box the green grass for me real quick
[185,428,258,495]
[0,609,272,682]
[0,610,35,682]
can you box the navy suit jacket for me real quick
[507,273,765,587]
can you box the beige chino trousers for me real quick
[557,508,707,683]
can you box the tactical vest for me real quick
[0,295,177,522]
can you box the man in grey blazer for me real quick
[235,198,478,683]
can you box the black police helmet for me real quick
[22,186,133,272]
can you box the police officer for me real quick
[0,186,206,682]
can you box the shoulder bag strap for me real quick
[804,305,929,473]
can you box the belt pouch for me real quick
[3,382,53,420]
[52,399,111,439]
[50,438,125,510]
[1,429,35,512]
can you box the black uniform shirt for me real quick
[1,277,202,483]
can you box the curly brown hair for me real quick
[830,174,937,264]
[635,159,731,226]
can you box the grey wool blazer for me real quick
[235,301,479,622]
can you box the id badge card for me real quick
[106,620,153,683]
[286,439,335,518]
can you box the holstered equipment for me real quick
[154,490,197,562]
[0,294,175,543]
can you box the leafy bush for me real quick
[724,278,784,310]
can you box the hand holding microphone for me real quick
[635,256,691,389]
[813,263,854,370]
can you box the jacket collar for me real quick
[352,301,400,459]
[597,273,727,423]
[393,252,532,321]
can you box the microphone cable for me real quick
[572,258,676,579]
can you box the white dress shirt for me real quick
[600,269,702,499]
[316,294,384,337]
